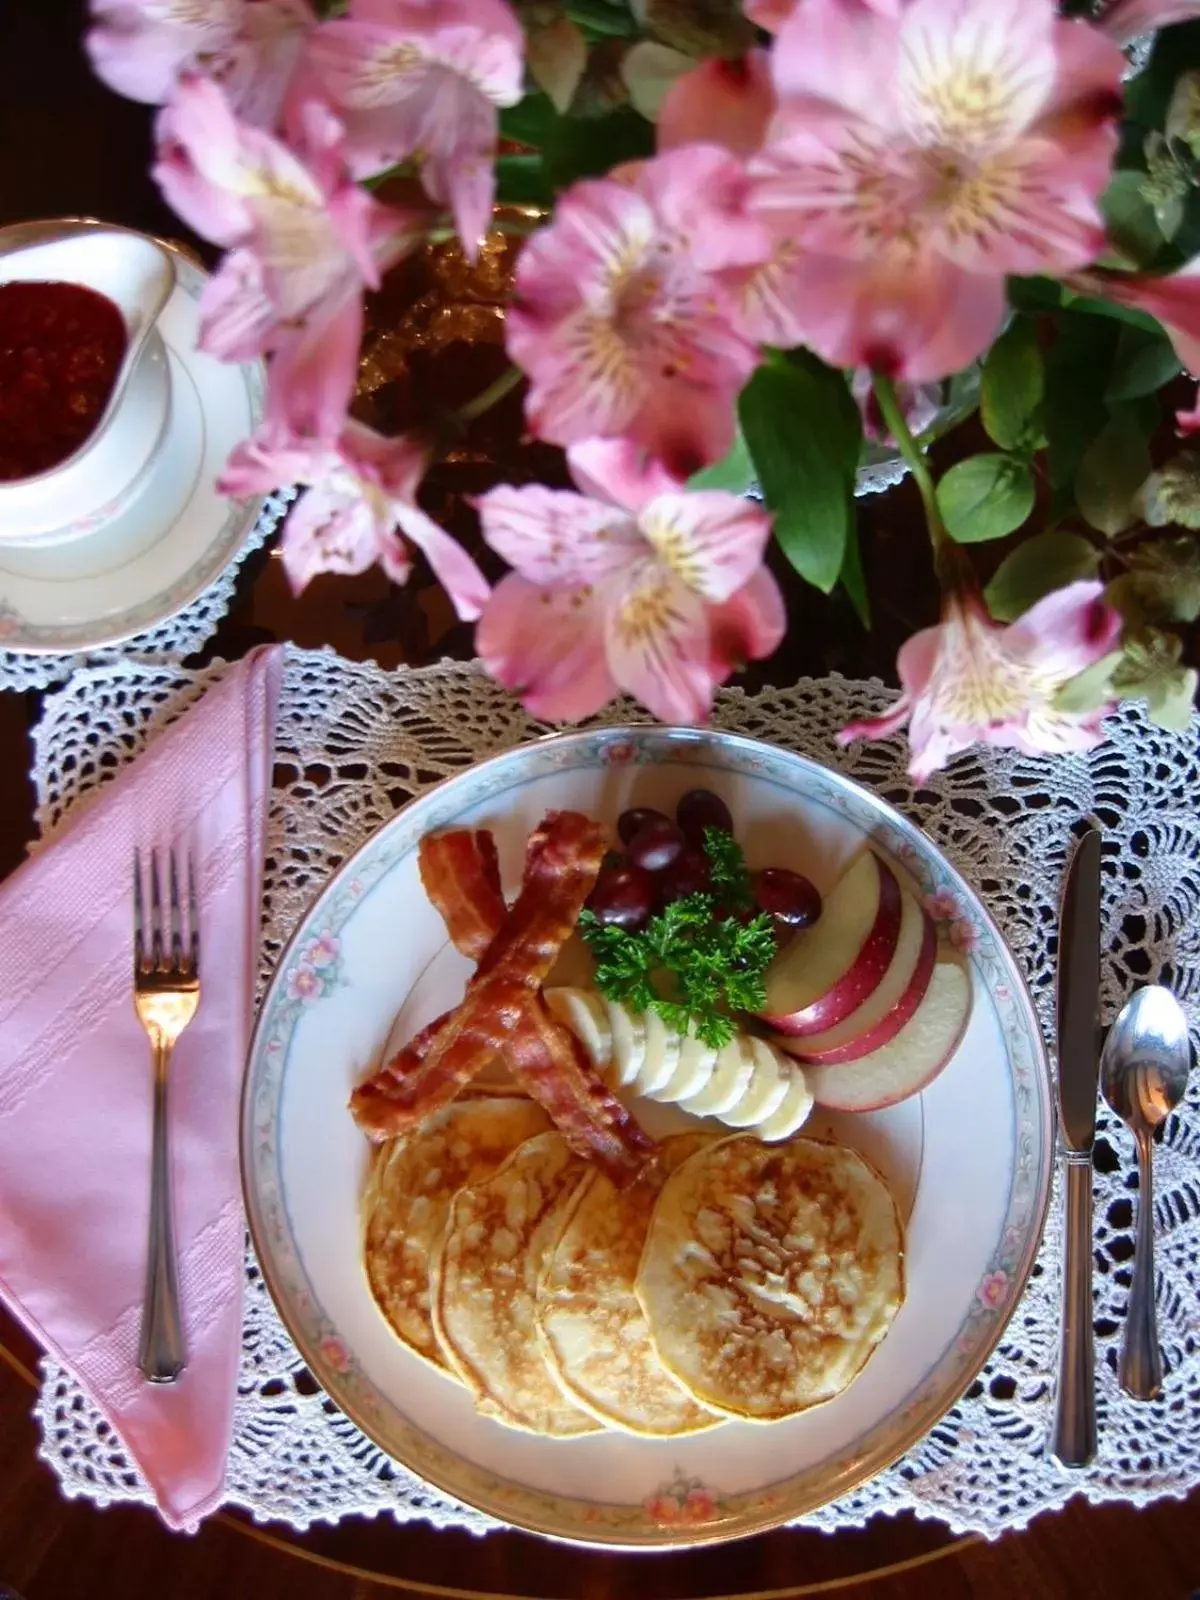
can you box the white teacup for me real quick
[0,219,176,546]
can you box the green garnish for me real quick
[702,825,753,911]
[579,886,777,1050]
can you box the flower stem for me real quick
[453,365,524,425]
[872,373,964,591]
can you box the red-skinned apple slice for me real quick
[776,890,936,1065]
[805,959,972,1112]
[761,852,902,1037]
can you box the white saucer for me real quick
[0,244,267,655]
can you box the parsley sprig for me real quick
[578,832,775,1048]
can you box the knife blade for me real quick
[1049,823,1102,1470]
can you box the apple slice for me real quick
[806,960,972,1112]
[777,890,936,1065]
[761,852,902,1037]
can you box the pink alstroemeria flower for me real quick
[154,74,426,435]
[507,146,765,477]
[221,420,489,615]
[745,0,900,35]
[475,440,784,723]
[304,0,524,256]
[838,581,1123,781]
[744,0,1126,379]
[87,0,314,126]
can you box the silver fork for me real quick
[133,847,200,1385]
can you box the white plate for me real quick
[242,727,1052,1547]
[0,243,265,654]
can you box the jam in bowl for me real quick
[0,220,175,545]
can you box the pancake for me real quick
[636,1135,904,1421]
[363,1098,550,1375]
[432,1131,601,1436]
[538,1133,722,1438]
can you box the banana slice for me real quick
[635,1007,682,1096]
[755,1065,814,1141]
[680,1033,756,1116]
[606,999,647,1088]
[722,1038,791,1127]
[650,1024,718,1104]
[545,988,612,1077]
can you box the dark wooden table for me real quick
[2,4,1199,1596]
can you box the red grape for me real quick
[617,806,670,845]
[627,817,685,873]
[587,861,655,930]
[676,788,733,846]
[657,847,712,904]
[754,868,822,928]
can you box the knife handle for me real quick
[1050,1153,1096,1469]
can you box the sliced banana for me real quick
[606,999,647,1088]
[722,1038,791,1128]
[680,1033,756,1117]
[650,1024,718,1104]
[755,1065,814,1141]
[545,988,612,1077]
[635,1007,682,1096]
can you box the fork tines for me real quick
[134,846,199,976]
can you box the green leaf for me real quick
[1104,324,1182,401]
[739,354,863,593]
[1043,312,1121,491]
[545,105,654,186]
[493,151,555,207]
[1142,450,1200,528]
[1006,276,1066,313]
[498,91,558,146]
[1058,293,1169,336]
[984,530,1101,622]
[839,521,871,628]
[1055,650,1123,715]
[1100,169,1167,268]
[981,315,1043,452]
[936,453,1035,544]
[1075,409,1154,537]
[1112,629,1199,730]
[688,428,754,493]
[1112,535,1200,623]
[564,0,639,37]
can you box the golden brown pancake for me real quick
[363,1098,550,1375]
[538,1133,722,1437]
[636,1135,904,1421]
[432,1131,601,1436]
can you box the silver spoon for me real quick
[1100,985,1192,1400]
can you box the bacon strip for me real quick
[504,997,657,1187]
[350,811,604,1133]
[418,829,505,963]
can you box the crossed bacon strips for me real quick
[349,811,658,1188]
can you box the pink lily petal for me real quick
[476,574,618,722]
[565,438,687,513]
[153,74,261,245]
[1083,260,1200,372]
[770,0,904,130]
[476,485,640,586]
[637,143,771,271]
[604,563,717,724]
[1035,21,1126,184]
[223,0,316,127]
[87,0,239,104]
[748,0,901,34]
[1007,579,1123,679]
[707,566,787,677]
[1094,0,1200,39]
[280,482,397,593]
[218,421,339,497]
[658,52,776,159]
[394,501,490,620]
[837,624,939,746]
[638,492,773,603]
[779,249,1008,383]
[197,249,277,361]
[266,292,365,440]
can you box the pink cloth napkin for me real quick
[0,645,283,1531]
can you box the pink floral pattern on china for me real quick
[976,1270,1011,1312]
[924,889,982,952]
[644,1472,722,1527]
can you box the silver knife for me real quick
[1049,824,1103,1469]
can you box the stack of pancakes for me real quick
[363,1103,905,1437]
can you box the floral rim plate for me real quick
[0,230,265,654]
[241,726,1053,1548]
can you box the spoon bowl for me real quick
[1100,984,1192,1400]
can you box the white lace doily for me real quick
[23,647,1200,1542]
[0,489,295,694]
